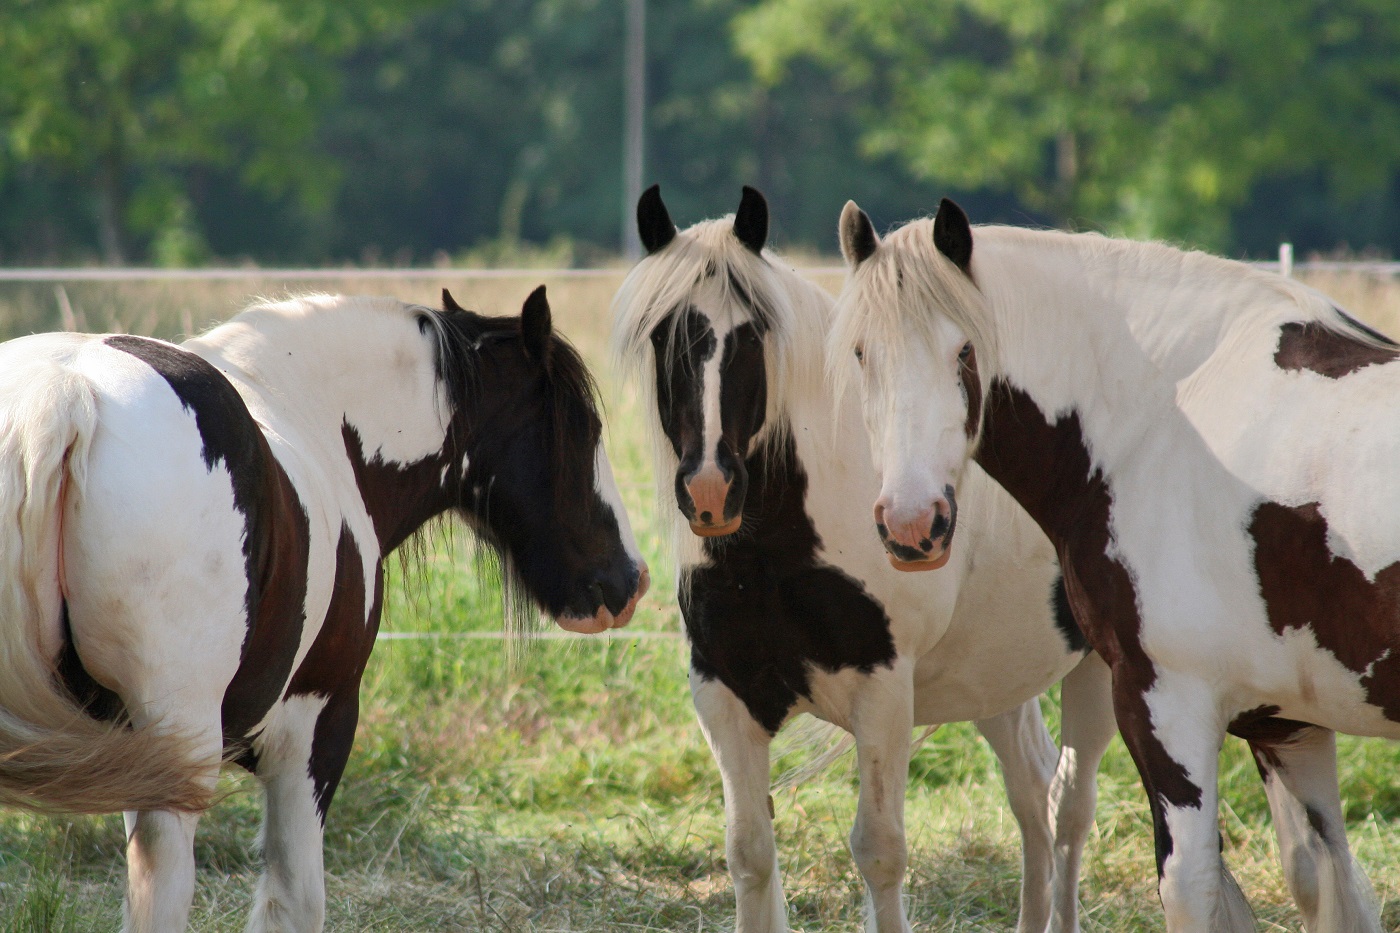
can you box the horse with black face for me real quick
[0,286,647,933]
[831,198,1388,932]
[614,185,1117,933]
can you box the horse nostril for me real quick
[588,580,606,608]
[699,510,712,523]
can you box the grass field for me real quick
[2,266,1400,931]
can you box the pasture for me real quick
[2,265,1400,931]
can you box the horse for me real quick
[0,286,649,933]
[830,198,1390,932]
[612,184,1118,933]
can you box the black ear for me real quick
[521,285,552,365]
[442,288,466,312]
[839,200,879,267]
[734,185,768,254]
[637,184,676,254]
[933,197,973,275]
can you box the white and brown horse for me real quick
[613,185,1116,933]
[831,198,1387,931]
[0,287,647,932]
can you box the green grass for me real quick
[3,269,1400,930]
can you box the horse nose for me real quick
[613,560,650,627]
[684,465,741,536]
[874,492,956,571]
[876,497,935,549]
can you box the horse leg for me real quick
[1112,674,1251,933]
[975,699,1057,933]
[691,671,788,933]
[1046,652,1116,933]
[120,711,223,933]
[246,691,360,933]
[1248,725,1380,933]
[848,663,914,933]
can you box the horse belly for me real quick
[62,345,249,717]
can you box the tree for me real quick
[736,0,1400,248]
[0,0,402,264]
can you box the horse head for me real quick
[621,185,781,538]
[833,198,986,571]
[440,287,648,631]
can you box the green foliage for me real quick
[738,0,1400,248]
[0,0,411,264]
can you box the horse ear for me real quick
[839,200,879,268]
[933,197,973,275]
[734,185,768,254]
[442,288,466,312]
[637,184,676,254]
[521,285,552,366]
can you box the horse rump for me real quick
[0,348,212,815]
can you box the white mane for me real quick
[612,217,830,409]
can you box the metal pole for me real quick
[622,0,645,262]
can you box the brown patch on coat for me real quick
[961,346,982,440]
[1274,321,1399,379]
[285,525,382,819]
[220,449,312,751]
[1249,500,1400,722]
[1226,704,1312,771]
[975,378,1201,874]
[342,421,458,556]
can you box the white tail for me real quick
[0,353,212,814]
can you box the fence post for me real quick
[1279,242,1294,277]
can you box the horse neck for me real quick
[974,230,1192,467]
[187,300,457,550]
[970,230,1217,544]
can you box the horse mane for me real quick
[832,220,1393,443]
[615,215,830,394]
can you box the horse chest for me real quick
[681,439,896,734]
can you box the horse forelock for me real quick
[613,216,826,409]
[611,216,828,557]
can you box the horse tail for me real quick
[0,355,213,814]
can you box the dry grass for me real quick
[2,265,1400,931]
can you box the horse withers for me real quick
[0,287,647,933]
[831,198,1385,932]
[614,185,1117,933]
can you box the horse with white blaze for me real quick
[0,287,647,933]
[613,184,1117,933]
[831,198,1388,932]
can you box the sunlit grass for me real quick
[2,268,1400,930]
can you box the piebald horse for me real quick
[0,287,647,933]
[831,198,1386,932]
[613,185,1117,933]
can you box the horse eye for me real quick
[854,345,865,364]
[958,342,973,362]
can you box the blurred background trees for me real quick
[2,0,1398,265]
